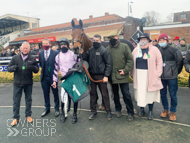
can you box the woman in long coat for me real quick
[131,33,163,120]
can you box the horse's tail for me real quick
[83,63,104,83]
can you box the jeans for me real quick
[160,78,178,112]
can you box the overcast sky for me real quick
[1,0,189,27]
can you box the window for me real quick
[181,14,187,19]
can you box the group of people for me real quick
[8,31,188,127]
[152,36,190,54]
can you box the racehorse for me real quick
[70,19,134,83]
[71,19,92,54]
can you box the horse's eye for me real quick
[71,34,73,36]
[81,33,84,36]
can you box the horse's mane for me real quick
[83,33,92,52]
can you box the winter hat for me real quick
[137,33,152,42]
[180,37,186,42]
[173,36,179,40]
[158,33,169,42]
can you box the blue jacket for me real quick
[39,49,58,84]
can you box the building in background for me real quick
[11,13,142,47]
[144,11,190,43]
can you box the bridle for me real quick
[71,25,103,83]
[72,25,85,52]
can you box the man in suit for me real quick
[39,38,60,117]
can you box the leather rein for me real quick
[72,26,103,83]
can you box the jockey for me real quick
[52,37,79,124]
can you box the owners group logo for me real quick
[7,119,56,137]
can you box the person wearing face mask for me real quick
[106,31,134,121]
[81,34,112,120]
[7,42,39,126]
[130,33,163,120]
[158,33,183,121]
[52,37,80,124]
[39,38,60,118]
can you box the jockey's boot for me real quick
[60,102,66,123]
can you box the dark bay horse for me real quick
[71,19,92,54]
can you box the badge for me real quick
[22,66,25,70]
[48,67,50,72]
[96,52,100,55]
[147,54,150,58]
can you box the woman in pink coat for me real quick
[131,33,163,120]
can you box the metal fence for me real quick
[0,55,39,72]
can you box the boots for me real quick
[148,111,153,120]
[60,102,66,123]
[138,107,145,117]
[72,113,77,124]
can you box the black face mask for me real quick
[61,47,68,53]
[93,42,101,48]
[110,38,117,46]
[22,52,28,56]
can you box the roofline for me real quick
[31,14,122,31]
[174,11,190,14]
[0,14,39,20]
[15,22,125,39]
[144,23,190,30]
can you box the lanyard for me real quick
[22,62,25,70]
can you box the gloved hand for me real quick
[12,65,19,71]
[27,65,36,71]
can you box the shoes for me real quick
[55,110,60,117]
[107,112,112,120]
[169,112,176,121]
[10,119,19,127]
[89,113,97,120]
[138,108,145,117]
[116,111,121,118]
[26,116,33,123]
[60,113,67,123]
[147,111,153,120]
[160,110,169,118]
[72,113,77,124]
[41,109,50,117]
[127,114,133,122]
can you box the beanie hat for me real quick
[180,37,186,42]
[158,33,169,42]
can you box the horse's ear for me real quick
[79,19,83,28]
[71,20,75,28]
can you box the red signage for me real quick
[27,37,56,43]
[27,39,35,43]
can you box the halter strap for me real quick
[72,25,84,31]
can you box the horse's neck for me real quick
[83,34,92,52]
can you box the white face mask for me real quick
[159,42,167,48]
[140,40,148,46]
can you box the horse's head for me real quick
[71,19,84,54]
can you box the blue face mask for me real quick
[159,42,167,47]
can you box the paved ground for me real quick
[0,82,190,143]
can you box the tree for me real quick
[143,11,161,26]
[165,13,173,23]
